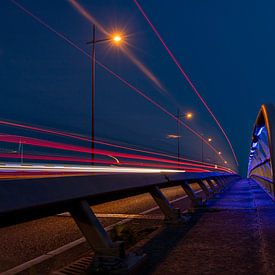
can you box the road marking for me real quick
[1,193,196,275]
[59,213,164,220]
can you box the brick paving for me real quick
[141,178,275,275]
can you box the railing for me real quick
[248,103,275,198]
[0,171,239,272]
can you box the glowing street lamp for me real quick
[87,26,124,163]
[113,34,122,43]
[174,109,194,165]
[185,112,193,120]
[208,137,212,142]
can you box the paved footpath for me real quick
[140,178,275,275]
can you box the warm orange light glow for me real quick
[185,112,193,119]
[224,161,228,164]
[218,151,222,155]
[167,134,180,139]
[112,34,123,44]
[208,138,212,142]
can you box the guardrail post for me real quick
[70,200,123,257]
[149,186,187,224]
[197,179,213,198]
[212,177,223,189]
[205,178,218,193]
[181,181,202,207]
[70,200,145,272]
[217,177,226,187]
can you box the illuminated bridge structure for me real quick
[248,103,275,199]
[2,104,275,273]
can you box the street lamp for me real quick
[87,25,124,163]
[175,109,193,165]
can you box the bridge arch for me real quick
[248,103,275,198]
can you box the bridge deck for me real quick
[141,178,275,274]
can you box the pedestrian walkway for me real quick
[141,178,275,274]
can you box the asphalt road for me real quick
[0,185,195,273]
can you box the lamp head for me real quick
[112,34,123,45]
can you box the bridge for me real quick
[0,105,274,274]
[1,1,275,274]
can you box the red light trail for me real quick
[0,119,221,166]
[133,0,238,166]
[0,152,211,172]
[0,134,233,173]
[10,0,231,168]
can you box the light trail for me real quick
[0,120,219,167]
[121,47,165,92]
[133,0,239,166]
[0,134,232,173]
[0,160,210,174]
[0,164,184,174]
[66,0,166,93]
[67,0,108,35]
[97,61,227,162]
[0,134,211,167]
[10,0,230,167]
[0,153,195,172]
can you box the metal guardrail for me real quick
[0,171,239,272]
[248,103,275,198]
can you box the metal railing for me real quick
[248,103,275,198]
[0,171,239,272]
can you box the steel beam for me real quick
[149,186,186,224]
[197,179,213,198]
[212,177,223,190]
[69,200,146,273]
[70,200,124,258]
[181,181,202,207]
[205,178,218,193]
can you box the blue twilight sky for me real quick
[1,0,275,175]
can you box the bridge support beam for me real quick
[149,186,187,224]
[205,178,218,193]
[181,181,202,208]
[212,177,223,190]
[197,179,213,198]
[70,200,145,273]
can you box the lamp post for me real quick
[175,109,193,165]
[201,135,212,164]
[87,25,124,163]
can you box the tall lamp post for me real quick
[173,109,193,165]
[87,25,124,163]
[201,135,213,164]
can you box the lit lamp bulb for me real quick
[186,112,193,119]
[112,34,122,44]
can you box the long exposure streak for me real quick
[10,0,230,167]
[0,134,232,172]
[0,119,226,169]
[0,120,215,166]
[133,0,238,166]
[0,153,215,173]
